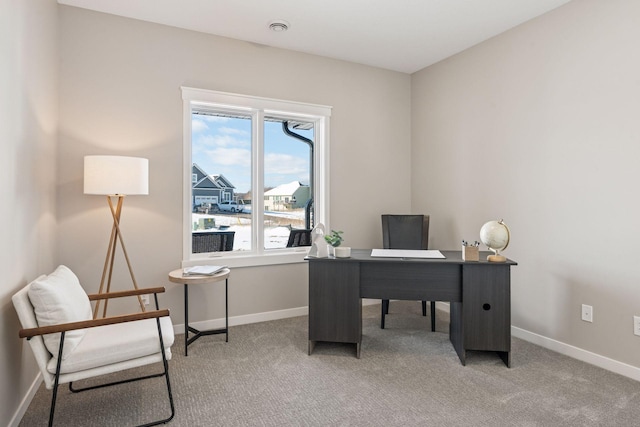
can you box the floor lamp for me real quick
[84,155,149,318]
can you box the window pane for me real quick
[191,112,252,253]
[264,118,314,250]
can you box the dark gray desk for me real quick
[307,249,517,366]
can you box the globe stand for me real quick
[487,253,507,263]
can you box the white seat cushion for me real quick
[49,316,174,374]
[28,265,92,358]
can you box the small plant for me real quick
[324,230,344,247]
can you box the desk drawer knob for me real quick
[483,303,491,311]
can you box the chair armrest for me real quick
[19,309,170,339]
[87,286,166,301]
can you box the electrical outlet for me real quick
[581,304,593,322]
[634,316,640,336]
[141,294,150,306]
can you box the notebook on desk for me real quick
[370,249,445,259]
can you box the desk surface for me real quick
[309,249,517,266]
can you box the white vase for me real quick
[335,247,351,258]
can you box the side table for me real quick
[168,268,230,356]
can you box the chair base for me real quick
[381,300,436,332]
[48,320,175,427]
[68,369,175,427]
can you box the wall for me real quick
[0,0,59,424]
[56,7,411,329]
[411,0,640,372]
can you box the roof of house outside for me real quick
[264,181,308,197]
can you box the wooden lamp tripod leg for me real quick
[93,195,146,319]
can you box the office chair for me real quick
[286,228,313,247]
[192,230,235,253]
[381,214,436,331]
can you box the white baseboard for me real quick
[175,300,383,334]
[511,326,640,382]
[174,305,310,334]
[9,372,43,427]
[431,303,638,382]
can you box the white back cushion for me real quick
[27,265,92,359]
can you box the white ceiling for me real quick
[58,0,572,74]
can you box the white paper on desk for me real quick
[371,249,445,259]
[183,265,227,276]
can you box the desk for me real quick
[168,268,230,356]
[307,250,517,366]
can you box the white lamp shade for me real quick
[84,155,149,195]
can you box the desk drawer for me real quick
[360,263,461,302]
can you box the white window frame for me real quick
[181,87,331,268]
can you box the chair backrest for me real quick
[286,229,313,247]
[192,231,235,253]
[381,214,430,250]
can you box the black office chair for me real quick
[381,214,436,331]
[192,231,235,253]
[286,228,312,247]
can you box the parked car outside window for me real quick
[216,201,244,213]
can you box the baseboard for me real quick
[174,305,310,334]
[9,372,43,427]
[511,326,640,382]
[174,299,400,334]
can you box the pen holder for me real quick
[462,245,479,262]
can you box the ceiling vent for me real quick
[269,20,289,32]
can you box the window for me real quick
[182,87,331,267]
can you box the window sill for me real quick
[182,249,310,269]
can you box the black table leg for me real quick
[184,284,189,356]
[183,278,229,354]
[225,278,229,342]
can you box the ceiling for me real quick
[58,0,572,74]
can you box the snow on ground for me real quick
[192,209,306,250]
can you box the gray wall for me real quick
[411,0,640,369]
[1,0,58,424]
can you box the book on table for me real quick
[183,265,227,276]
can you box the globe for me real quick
[479,219,511,262]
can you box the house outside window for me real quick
[182,87,331,267]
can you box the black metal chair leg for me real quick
[49,331,66,427]
[430,301,436,332]
[422,300,427,316]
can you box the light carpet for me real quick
[19,302,640,426]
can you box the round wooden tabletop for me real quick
[168,268,230,285]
